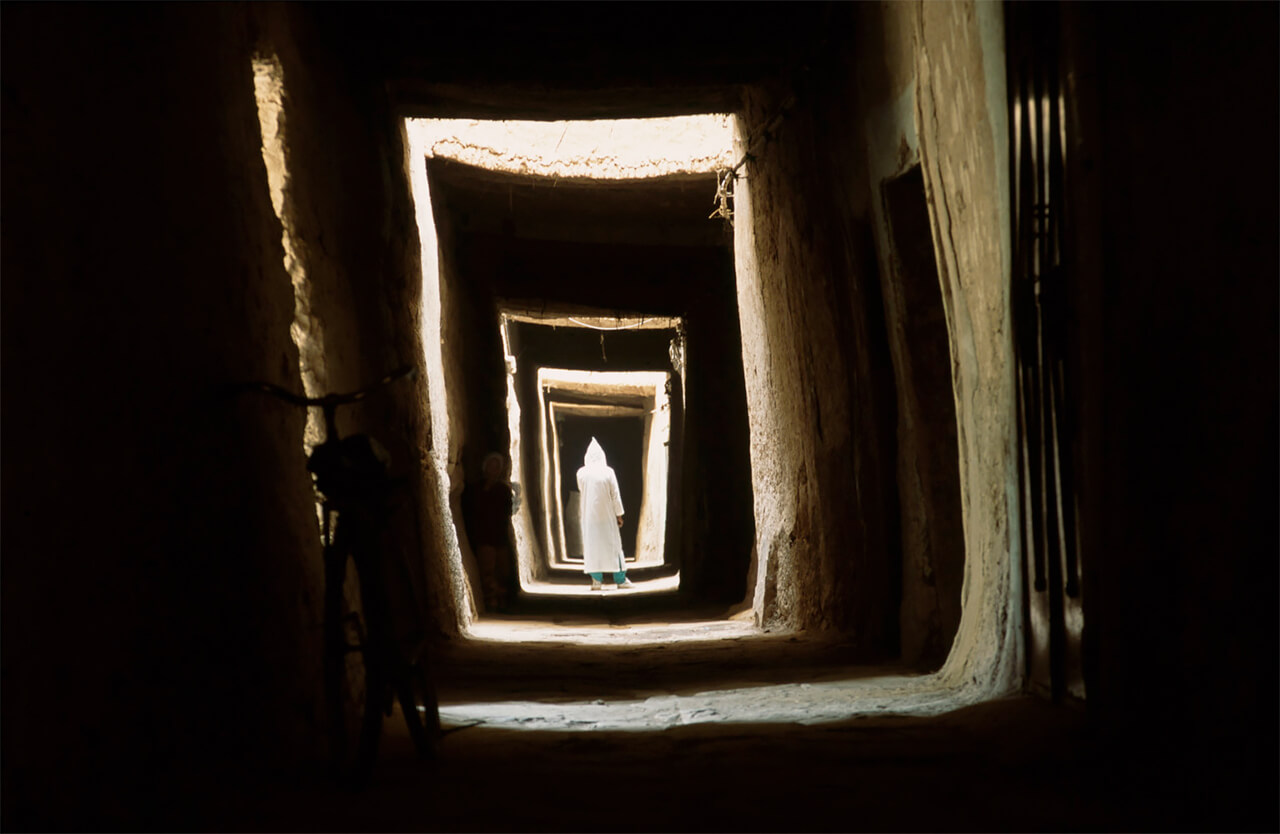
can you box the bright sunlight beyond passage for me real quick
[535,368,672,574]
[404,115,733,626]
[411,115,735,179]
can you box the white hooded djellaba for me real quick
[576,438,625,575]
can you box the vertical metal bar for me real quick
[1010,34,1043,606]
[1048,60,1082,602]
[1019,52,1047,596]
[1032,54,1054,596]
[1058,357,1082,599]
[1017,366,1036,580]
[1009,0,1086,701]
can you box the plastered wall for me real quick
[859,0,1022,693]
[735,1,1020,689]
[733,69,902,650]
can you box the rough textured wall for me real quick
[383,136,467,640]
[501,322,545,585]
[825,0,1022,691]
[906,0,1022,696]
[734,1,1019,679]
[733,52,902,650]
[2,4,324,824]
[403,128,477,633]
[423,199,484,623]
[855,5,967,669]
[255,2,455,646]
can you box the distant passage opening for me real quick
[538,367,672,570]
[501,308,682,599]
[405,113,749,617]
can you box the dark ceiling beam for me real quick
[390,80,743,121]
[312,2,831,117]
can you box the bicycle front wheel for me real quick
[323,546,384,788]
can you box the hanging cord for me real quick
[709,91,800,226]
[709,168,736,222]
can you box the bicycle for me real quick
[239,365,439,788]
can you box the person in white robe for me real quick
[576,438,633,590]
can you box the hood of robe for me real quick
[584,438,607,468]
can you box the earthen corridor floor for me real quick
[437,605,957,732]
[195,602,1193,833]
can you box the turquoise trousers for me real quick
[590,571,627,584]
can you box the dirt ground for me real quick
[147,601,1258,833]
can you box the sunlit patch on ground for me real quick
[515,572,681,599]
[438,612,973,733]
[436,671,960,732]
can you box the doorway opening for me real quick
[537,367,673,573]
[501,307,683,599]
[387,2,1019,736]
[405,115,746,616]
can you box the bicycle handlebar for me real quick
[238,365,417,410]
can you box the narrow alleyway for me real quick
[5,4,1275,831]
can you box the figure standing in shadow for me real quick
[465,450,517,612]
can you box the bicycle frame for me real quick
[236,365,438,785]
